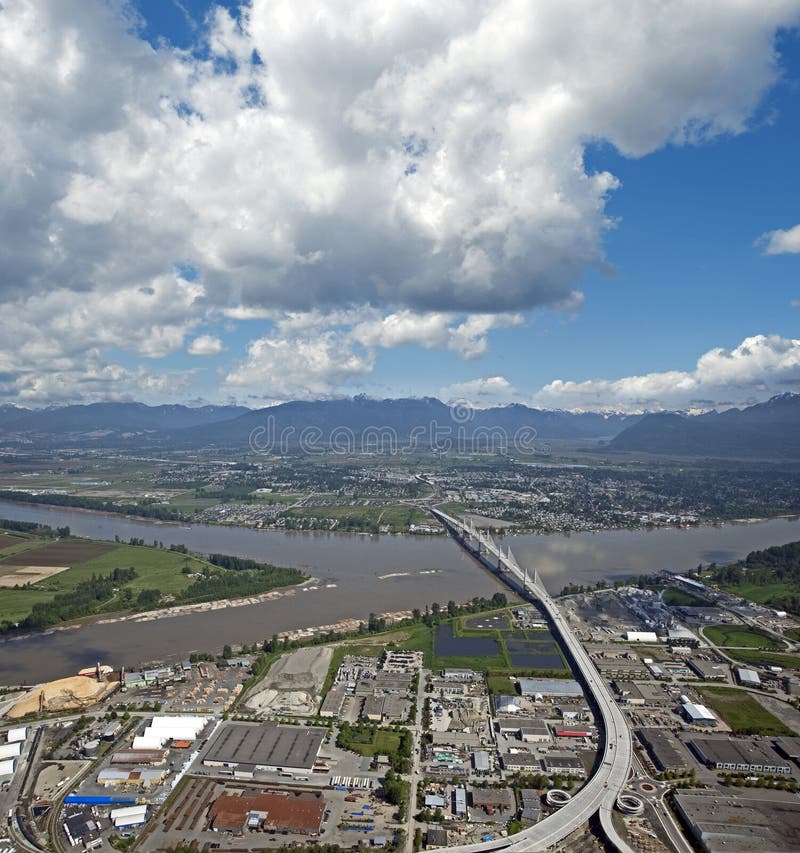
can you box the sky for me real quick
[2,0,800,413]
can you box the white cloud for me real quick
[532,334,800,412]
[223,308,521,398]
[440,376,517,407]
[225,331,375,399]
[1,0,799,402]
[757,224,800,255]
[188,334,225,356]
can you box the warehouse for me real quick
[736,668,761,688]
[688,659,727,681]
[110,805,148,829]
[0,758,16,778]
[518,678,582,698]
[6,727,27,743]
[494,695,521,714]
[98,767,166,788]
[681,701,716,726]
[773,736,800,763]
[0,742,22,761]
[636,729,688,774]
[472,751,491,773]
[319,688,345,718]
[111,749,166,766]
[209,790,325,835]
[540,753,585,777]
[689,738,791,774]
[667,626,700,648]
[469,786,515,815]
[139,715,208,746]
[202,722,325,774]
[500,752,541,772]
[625,631,658,643]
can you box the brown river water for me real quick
[0,500,798,684]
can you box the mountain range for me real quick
[1,394,799,458]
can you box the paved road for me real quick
[431,510,636,853]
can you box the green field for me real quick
[282,503,429,532]
[785,627,800,642]
[0,538,206,624]
[705,624,783,649]
[724,649,800,670]
[338,728,402,758]
[698,687,796,736]
[662,587,708,607]
[717,581,800,606]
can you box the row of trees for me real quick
[11,567,137,630]
[0,489,185,521]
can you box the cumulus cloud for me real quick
[531,334,800,412]
[756,224,800,255]
[224,309,520,398]
[1,0,799,402]
[188,334,225,356]
[440,376,517,407]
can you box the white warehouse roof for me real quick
[6,727,27,743]
[0,742,22,760]
[0,758,16,777]
[110,806,147,822]
[683,702,715,722]
[737,668,761,686]
[625,631,658,643]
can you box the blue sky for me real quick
[2,1,800,410]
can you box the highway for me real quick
[430,510,635,853]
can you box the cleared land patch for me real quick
[0,540,114,567]
[662,587,708,607]
[698,686,796,737]
[244,646,334,717]
[0,565,70,587]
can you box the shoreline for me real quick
[1,495,798,540]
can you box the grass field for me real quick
[0,537,213,624]
[723,649,800,670]
[705,624,783,649]
[785,627,800,642]
[718,581,800,606]
[698,687,796,736]
[662,587,708,607]
[341,728,402,758]
[282,503,429,532]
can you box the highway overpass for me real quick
[430,509,634,853]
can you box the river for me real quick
[0,500,798,683]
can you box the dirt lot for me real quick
[0,565,70,587]
[0,540,115,566]
[0,532,26,550]
[244,646,333,717]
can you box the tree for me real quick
[222,644,233,659]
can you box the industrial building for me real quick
[453,786,467,817]
[624,631,658,643]
[208,790,325,835]
[688,659,727,681]
[500,752,541,772]
[494,695,521,714]
[517,678,582,698]
[6,727,26,743]
[319,688,346,718]
[689,738,791,774]
[0,742,22,761]
[612,682,647,705]
[736,668,761,687]
[98,767,166,788]
[0,758,16,778]
[681,701,716,726]
[773,736,800,763]
[469,787,515,815]
[133,715,208,750]
[540,753,585,777]
[636,729,688,774]
[202,722,325,775]
[472,751,491,773]
[672,790,800,852]
[110,805,148,829]
[667,626,700,648]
